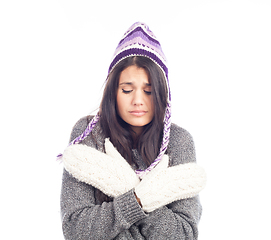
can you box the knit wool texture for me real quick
[62,141,206,212]
[62,139,140,198]
[61,115,203,239]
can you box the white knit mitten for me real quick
[135,162,206,212]
[140,154,169,181]
[62,138,140,197]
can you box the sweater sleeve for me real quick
[61,169,147,240]
[60,118,203,239]
[60,116,147,239]
[135,197,202,239]
[135,124,203,239]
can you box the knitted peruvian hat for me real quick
[58,22,172,179]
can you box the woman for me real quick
[59,22,206,239]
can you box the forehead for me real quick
[119,65,150,85]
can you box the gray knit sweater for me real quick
[60,116,203,239]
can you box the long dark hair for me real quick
[96,56,168,203]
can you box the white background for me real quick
[1,0,270,239]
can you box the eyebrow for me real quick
[119,82,151,86]
[119,82,132,86]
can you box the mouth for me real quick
[129,110,147,117]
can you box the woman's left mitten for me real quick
[135,162,206,212]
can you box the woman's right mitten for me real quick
[62,138,140,198]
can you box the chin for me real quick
[129,118,151,128]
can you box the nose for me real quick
[132,90,144,106]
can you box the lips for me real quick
[129,110,147,117]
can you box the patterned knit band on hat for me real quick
[57,22,172,179]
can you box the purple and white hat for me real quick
[59,22,172,179]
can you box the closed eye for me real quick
[144,90,152,95]
[122,89,133,94]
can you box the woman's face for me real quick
[116,65,154,135]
